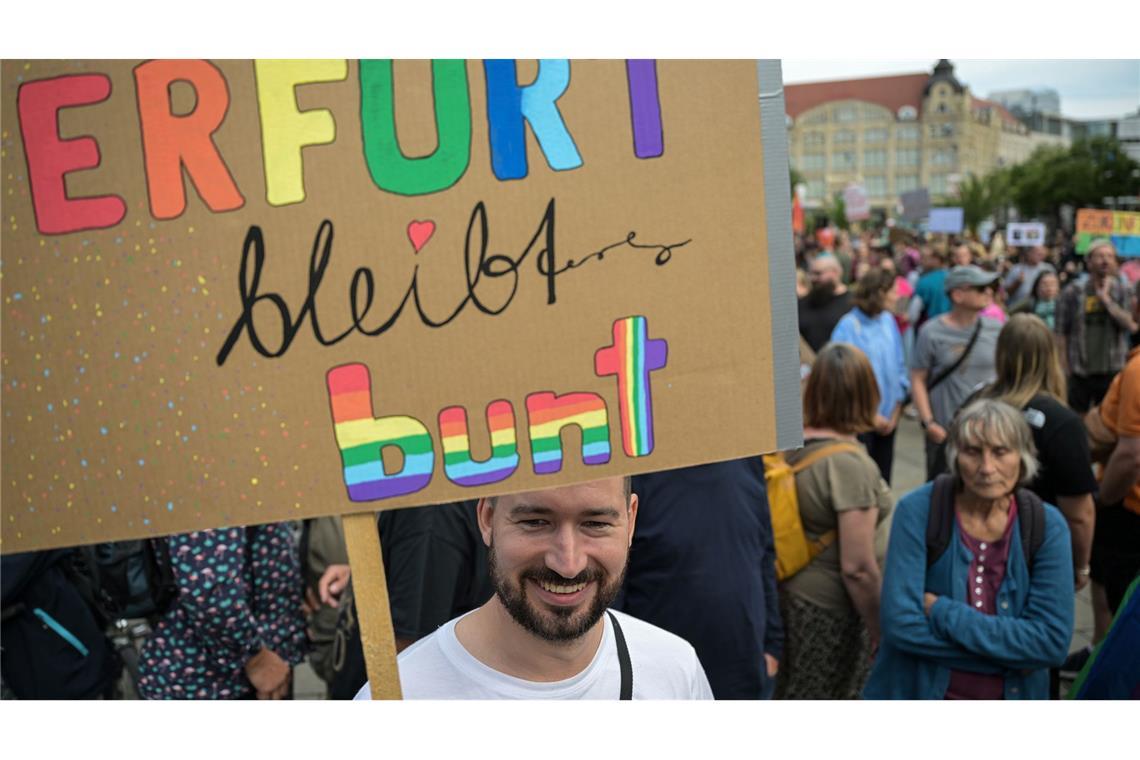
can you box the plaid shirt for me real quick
[1055,277,1135,377]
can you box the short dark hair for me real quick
[489,476,632,509]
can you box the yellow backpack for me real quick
[763,442,862,581]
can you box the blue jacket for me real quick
[864,482,1073,699]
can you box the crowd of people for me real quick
[797,225,1140,696]
[3,226,1139,701]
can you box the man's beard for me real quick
[804,280,837,307]
[488,540,627,644]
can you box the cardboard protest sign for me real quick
[1,60,793,553]
[843,184,870,222]
[1076,208,1140,256]
[928,207,964,234]
[1006,222,1046,247]
[900,188,930,223]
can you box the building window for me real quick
[936,102,950,114]
[896,148,921,167]
[896,174,919,192]
[802,109,829,125]
[806,179,826,200]
[928,123,955,138]
[804,131,825,147]
[865,175,887,197]
[800,153,826,171]
[898,105,918,121]
[863,105,890,122]
[863,149,887,168]
[930,174,949,195]
[833,151,856,170]
[835,105,857,123]
[834,129,856,144]
[864,127,888,143]
[930,147,957,166]
[896,124,920,141]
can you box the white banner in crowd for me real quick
[843,184,870,222]
[928,207,964,234]
[1006,222,1046,247]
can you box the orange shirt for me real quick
[1099,346,1140,515]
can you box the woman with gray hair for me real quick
[864,399,1074,699]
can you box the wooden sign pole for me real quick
[341,512,403,700]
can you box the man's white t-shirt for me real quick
[353,609,714,700]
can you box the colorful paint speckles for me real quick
[326,363,434,502]
[439,401,518,486]
[594,315,668,457]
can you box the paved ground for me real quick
[293,415,1094,699]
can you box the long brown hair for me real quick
[803,343,879,434]
[982,313,1067,410]
[851,268,895,317]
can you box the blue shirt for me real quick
[863,483,1073,700]
[830,308,910,418]
[915,269,951,319]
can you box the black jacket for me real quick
[1,550,119,699]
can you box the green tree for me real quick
[955,173,991,237]
[789,167,804,200]
[828,192,849,231]
[1009,137,1140,227]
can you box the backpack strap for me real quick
[788,442,863,474]
[926,477,1047,571]
[788,442,863,555]
[1014,488,1047,572]
[926,474,958,568]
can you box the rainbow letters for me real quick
[594,315,668,457]
[525,392,611,474]
[326,364,435,501]
[325,315,668,502]
[439,402,519,486]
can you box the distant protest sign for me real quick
[1076,208,1140,256]
[900,188,930,222]
[843,184,870,222]
[1006,222,1046,247]
[928,207,965,234]
[1,60,791,553]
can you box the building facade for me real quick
[785,60,1066,210]
[988,88,1062,119]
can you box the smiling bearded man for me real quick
[354,477,714,700]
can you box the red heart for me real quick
[407,220,436,253]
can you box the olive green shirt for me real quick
[782,439,894,611]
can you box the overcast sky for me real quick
[782,60,1139,121]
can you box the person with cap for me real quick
[910,265,1004,481]
[1055,239,1137,413]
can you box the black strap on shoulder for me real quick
[926,474,958,568]
[607,611,632,700]
[1014,488,1046,572]
[927,476,1047,571]
[927,318,984,395]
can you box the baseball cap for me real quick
[944,265,1000,292]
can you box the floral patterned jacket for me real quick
[138,523,307,699]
